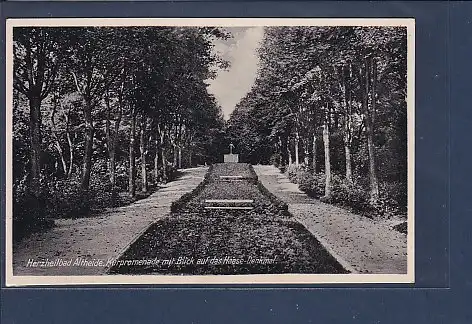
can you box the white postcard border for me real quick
[5,17,415,286]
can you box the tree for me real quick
[12,25,230,234]
[229,25,407,210]
[67,27,121,194]
[13,27,63,213]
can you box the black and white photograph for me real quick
[5,18,414,285]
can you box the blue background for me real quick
[1,1,470,322]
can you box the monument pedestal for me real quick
[224,154,239,163]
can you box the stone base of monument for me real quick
[223,154,239,163]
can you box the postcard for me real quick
[5,18,414,286]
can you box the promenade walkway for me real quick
[253,165,408,274]
[12,167,208,276]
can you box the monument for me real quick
[224,143,239,163]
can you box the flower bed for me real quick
[108,211,347,275]
[208,163,258,181]
[110,162,346,275]
[172,163,287,214]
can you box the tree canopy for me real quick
[228,26,407,208]
[13,26,229,228]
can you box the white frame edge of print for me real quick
[5,17,415,286]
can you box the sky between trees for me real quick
[207,27,264,119]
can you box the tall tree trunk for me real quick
[367,57,379,202]
[54,140,67,176]
[294,131,300,166]
[50,97,67,176]
[111,106,122,193]
[80,98,94,193]
[287,137,293,165]
[109,149,116,194]
[303,139,309,166]
[104,91,116,195]
[173,145,178,167]
[188,147,192,168]
[312,135,317,173]
[278,136,283,166]
[128,109,137,197]
[344,140,352,182]
[161,148,168,183]
[140,115,148,193]
[280,136,288,166]
[323,115,332,198]
[29,95,42,202]
[344,98,353,183]
[154,137,160,182]
[160,130,167,183]
[106,67,125,195]
[340,64,353,183]
[65,106,74,178]
[178,146,182,169]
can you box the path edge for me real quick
[103,218,160,275]
[293,214,359,274]
[254,164,359,274]
[104,168,209,275]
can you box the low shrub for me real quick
[379,181,407,214]
[285,164,301,183]
[284,163,312,184]
[115,161,129,191]
[43,163,115,218]
[297,171,325,198]
[12,175,54,241]
[393,221,407,234]
[13,174,40,223]
[328,175,373,215]
[164,163,178,182]
[288,169,372,215]
[269,153,282,168]
[44,173,90,217]
[292,168,407,217]
[278,164,287,173]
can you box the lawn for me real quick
[109,163,347,275]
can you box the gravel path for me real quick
[12,167,208,276]
[253,165,408,274]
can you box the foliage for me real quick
[294,167,405,217]
[12,26,229,239]
[327,175,373,215]
[297,171,326,198]
[109,214,347,275]
[229,25,408,217]
[393,221,407,234]
[269,153,282,168]
[285,164,298,183]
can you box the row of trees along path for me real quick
[13,27,229,229]
[228,26,407,210]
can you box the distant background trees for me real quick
[13,26,228,237]
[227,26,408,217]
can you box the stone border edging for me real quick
[293,215,358,274]
[170,164,214,212]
